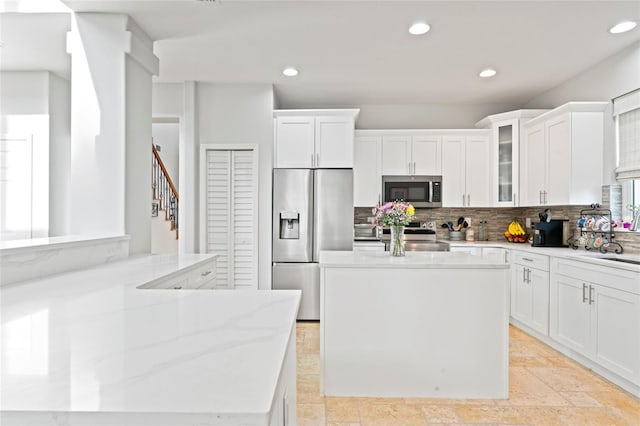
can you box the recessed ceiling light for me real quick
[408,21,430,35]
[282,67,299,77]
[479,68,497,78]
[609,21,637,34]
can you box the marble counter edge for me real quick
[319,251,510,269]
[0,235,131,255]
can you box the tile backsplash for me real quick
[355,204,640,255]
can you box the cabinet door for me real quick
[591,284,640,383]
[465,135,491,207]
[354,136,382,207]
[545,114,571,205]
[381,135,411,175]
[530,268,550,335]
[412,135,442,175]
[550,274,591,355]
[511,264,532,324]
[522,122,545,206]
[441,136,465,207]
[315,116,354,168]
[274,116,314,168]
[495,120,518,206]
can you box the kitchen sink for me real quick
[598,257,640,265]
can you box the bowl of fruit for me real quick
[504,220,528,243]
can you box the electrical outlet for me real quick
[525,218,532,228]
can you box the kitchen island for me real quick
[1,254,300,426]
[319,250,510,399]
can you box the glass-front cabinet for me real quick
[476,109,548,206]
[496,119,517,206]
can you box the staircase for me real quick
[152,144,178,253]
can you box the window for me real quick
[614,89,640,228]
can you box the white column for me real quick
[180,81,197,253]
[67,13,158,253]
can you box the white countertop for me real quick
[0,254,300,423]
[0,234,130,255]
[320,250,510,268]
[447,241,640,272]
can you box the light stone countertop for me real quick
[320,250,510,268]
[446,240,640,272]
[0,254,300,425]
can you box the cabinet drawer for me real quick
[513,251,549,271]
[187,263,217,289]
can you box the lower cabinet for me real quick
[269,326,297,426]
[137,258,217,290]
[550,258,640,388]
[510,251,550,335]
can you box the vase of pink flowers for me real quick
[373,201,415,256]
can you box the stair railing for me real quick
[152,144,179,233]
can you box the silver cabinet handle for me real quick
[589,285,595,305]
[513,192,516,204]
[201,270,212,276]
[413,161,416,175]
[311,153,314,168]
[462,194,466,206]
[174,285,183,289]
[527,268,531,283]
[539,190,543,204]
[522,268,526,283]
[467,194,470,206]
[408,162,412,175]
[582,283,588,303]
[316,153,319,167]
[521,257,534,262]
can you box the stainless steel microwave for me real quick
[382,175,442,208]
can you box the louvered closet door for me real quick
[205,149,257,289]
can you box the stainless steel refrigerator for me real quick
[272,168,354,320]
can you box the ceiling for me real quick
[2,0,640,108]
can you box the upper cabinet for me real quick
[441,132,492,207]
[476,110,548,207]
[520,102,608,206]
[273,109,359,168]
[354,134,382,207]
[380,133,442,176]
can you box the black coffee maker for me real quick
[532,219,569,247]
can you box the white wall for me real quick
[355,102,521,129]
[525,41,640,184]
[0,71,49,114]
[48,72,71,237]
[196,83,274,290]
[152,83,183,117]
[125,55,152,254]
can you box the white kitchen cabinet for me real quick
[137,256,218,290]
[354,134,382,206]
[442,133,491,207]
[380,133,442,176]
[269,327,297,426]
[520,102,607,206]
[510,251,550,335]
[274,110,359,168]
[550,258,640,387]
[475,110,547,206]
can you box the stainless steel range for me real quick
[379,222,450,252]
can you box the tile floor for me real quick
[296,322,640,426]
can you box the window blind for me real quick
[614,89,640,180]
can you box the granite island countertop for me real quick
[0,254,300,425]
